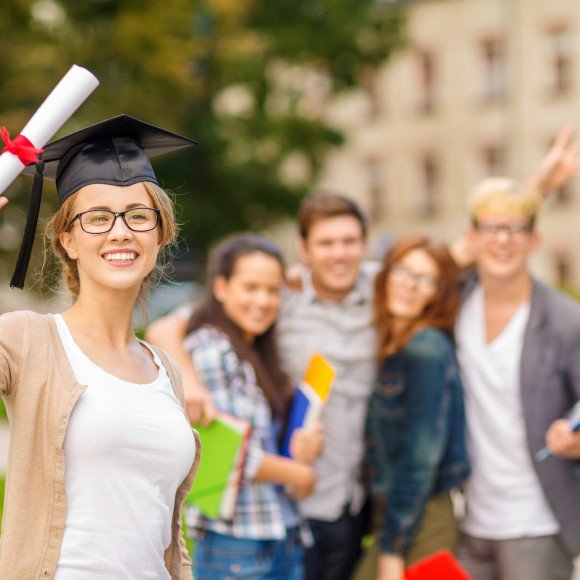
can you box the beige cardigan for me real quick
[0,311,200,579]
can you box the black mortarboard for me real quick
[11,114,195,289]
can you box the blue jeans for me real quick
[194,528,304,579]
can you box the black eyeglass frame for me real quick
[66,207,161,234]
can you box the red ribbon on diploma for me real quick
[1,127,44,165]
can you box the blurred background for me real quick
[1,0,580,315]
[1,4,580,573]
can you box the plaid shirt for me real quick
[183,325,300,540]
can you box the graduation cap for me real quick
[11,114,195,289]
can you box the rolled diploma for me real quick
[0,65,100,196]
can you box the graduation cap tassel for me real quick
[10,161,45,289]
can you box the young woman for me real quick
[184,233,322,579]
[0,116,200,579]
[359,234,470,580]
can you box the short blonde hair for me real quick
[469,177,541,223]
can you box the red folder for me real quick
[405,550,471,580]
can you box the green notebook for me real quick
[186,413,251,520]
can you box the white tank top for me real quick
[53,314,196,579]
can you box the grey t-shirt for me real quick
[277,269,378,521]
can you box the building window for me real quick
[481,144,506,177]
[417,50,436,113]
[418,153,438,217]
[480,37,505,103]
[547,26,572,96]
[365,157,385,222]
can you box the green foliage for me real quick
[250,0,405,87]
[0,0,406,277]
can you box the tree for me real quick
[0,0,405,282]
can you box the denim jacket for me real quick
[365,327,470,555]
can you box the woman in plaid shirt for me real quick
[184,233,322,579]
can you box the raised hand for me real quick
[527,125,580,197]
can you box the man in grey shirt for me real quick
[277,193,377,580]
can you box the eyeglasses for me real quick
[389,263,440,294]
[472,220,533,240]
[66,207,161,234]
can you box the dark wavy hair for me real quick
[186,233,293,420]
[374,234,460,357]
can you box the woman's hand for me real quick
[377,554,405,580]
[289,423,323,464]
[256,453,316,499]
[182,369,216,426]
[0,196,8,211]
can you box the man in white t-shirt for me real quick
[455,177,580,580]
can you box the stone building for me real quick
[315,0,580,289]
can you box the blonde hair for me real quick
[43,181,178,310]
[469,177,541,223]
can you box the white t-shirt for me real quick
[456,286,559,539]
[53,314,196,579]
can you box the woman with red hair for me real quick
[360,234,470,580]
